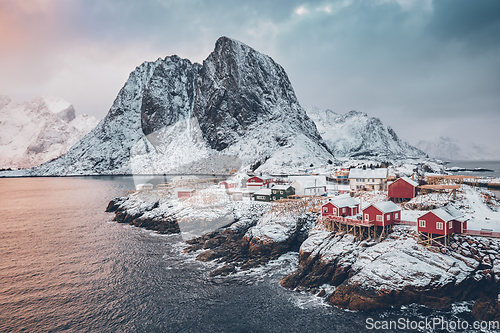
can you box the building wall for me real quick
[388,179,416,199]
[247,183,263,190]
[322,202,359,217]
[350,178,386,192]
[453,220,467,233]
[304,186,326,196]
[254,194,270,202]
[417,212,452,236]
[272,187,294,200]
[362,206,399,226]
[178,191,195,198]
[248,176,274,188]
[248,176,263,183]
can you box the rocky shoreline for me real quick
[106,194,500,322]
[106,196,180,234]
[281,226,500,318]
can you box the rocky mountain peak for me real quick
[307,107,426,159]
[140,55,201,136]
[194,36,317,151]
[0,95,12,110]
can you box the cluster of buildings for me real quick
[236,175,328,202]
[137,166,478,248]
[241,168,421,203]
[320,193,467,247]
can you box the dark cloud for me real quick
[426,0,500,49]
[0,0,499,151]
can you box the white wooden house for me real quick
[348,168,388,192]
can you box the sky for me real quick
[1,0,499,150]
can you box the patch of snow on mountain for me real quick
[0,95,98,169]
[307,107,426,160]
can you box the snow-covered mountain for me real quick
[413,136,500,161]
[307,107,426,160]
[28,37,333,176]
[0,95,98,169]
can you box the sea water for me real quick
[0,177,488,332]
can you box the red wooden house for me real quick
[177,188,196,198]
[417,206,467,236]
[362,201,401,227]
[247,175,274,190]
[322,196,360,218]
[388,177,418,201]
[219,181,238,189]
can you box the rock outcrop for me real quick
[281,225,500,313]
[106,195,180,234]
[184,209,316,274]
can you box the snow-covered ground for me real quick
[462,186,500,232]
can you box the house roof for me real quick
[254,188,272,195]
[367,201,401,213]
[272,185,293,190]
[177,188,195,192]
[348,168,388,179]
[397,176,419,187]
[288,175,327,188]
[431,205,463,222]
[249,175,273,180]
[329,196,360,208]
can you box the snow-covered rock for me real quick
[281,224,499,311]
[307,107,426,160]
[0,95,98,169]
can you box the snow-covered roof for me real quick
[272,185,293,190]
[254,188,272,195]
[177,188,195,192]
[431,206,463,222]
[399,176,418,187]
[136,183,153,190]
[329,196,360,208]
[249,175,273,180]
[288,175,326,188]
[348,168,388,179]
[369,201,401,213]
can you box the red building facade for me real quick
[247,176,274,189]
[417,208,467,236]
[388,177,418,201]
[322,197,360,218]
[177,189,196,198]
[362,201,401,227]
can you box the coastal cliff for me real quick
[281,224,500,313]
[106,190,500,321]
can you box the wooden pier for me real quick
[320,215,393,240]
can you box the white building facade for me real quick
[348,168,388,192]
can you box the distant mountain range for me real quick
[4,37,425,176]
[0,95,98,170]
[307,107,425,160]
[413,136,500,161]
